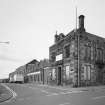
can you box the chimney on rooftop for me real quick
[78,15,85,32]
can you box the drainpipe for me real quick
[77,31,80,87]
[43,68,44,84]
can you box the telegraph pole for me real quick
[74,5,80,87]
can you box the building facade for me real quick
[24,59,50,84]
[38,59,51,84]
[49,15,105,87]
[25,59,40,83]
[9,65,26,83]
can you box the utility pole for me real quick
[77,30,80,87]
[75,5,80,87]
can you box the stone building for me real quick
[25,59,50,84]
[49,15,105,87]
[25,59,40,83]
[38,59,51,84]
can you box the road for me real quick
[1,83,105,105]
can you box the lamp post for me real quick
[0,41,10,44]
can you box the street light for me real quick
[0,41,10,44]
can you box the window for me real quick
[65,66,70,80]
[85,46,91,60]
[97,48,103,61]
[91,47,94,60]
[52,69,56,80]
[51,52,56,62]
[83,65,91,80]
[64,45,70,58]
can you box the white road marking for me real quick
[41,90,50,94]
[39,84,70,91]
[59,92,67,94]
[59,102,70,105]
[1,84,17,98]
[60,91,72,94]
[25,85,54,95]
[71,91,83,93]
[46,90,83,96]
[38,84,88,93]
[46,93,59,96]
[20,85,53,95]
[28,86,37,90]
[20,84,84,97]
[0,84,17,103]
[92,95,105,100]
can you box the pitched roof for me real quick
[27,59,39,64]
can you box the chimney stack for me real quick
[78,15,85,32]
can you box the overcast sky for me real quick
[0,0,105,79]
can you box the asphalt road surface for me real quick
[1,83,105,105]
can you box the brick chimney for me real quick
[78,15,85,32]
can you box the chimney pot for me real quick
[78,15,85,32]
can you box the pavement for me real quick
[28,83,105,92]
[0,83,13,103]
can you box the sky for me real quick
[0,0,105,79]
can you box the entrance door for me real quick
[58,66,62,85]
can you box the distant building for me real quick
[38,59,51,84]
[26,59,51,84]
[9,72,15,82]
[9,65,26,83]
[49,15,105,87]
[25,59,39,83]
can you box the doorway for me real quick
[57,66,62,85]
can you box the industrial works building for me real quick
[49,15,105,87]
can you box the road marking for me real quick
[60,91,72,94]
[92,96,105,100]
[46,93,59,96]
[28,86,37,90]
[1,84,17,98]
[25,84,86,94]
[22,84,84,97]
[24,85,56,95]
[40,85,70,91]
[59,102,70,105]
[0,84,17,103]
[46,90,83,96]
[41,90,50,94]
[59,92,67,94]
[71,90,83,93]
[38,84,88,92]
